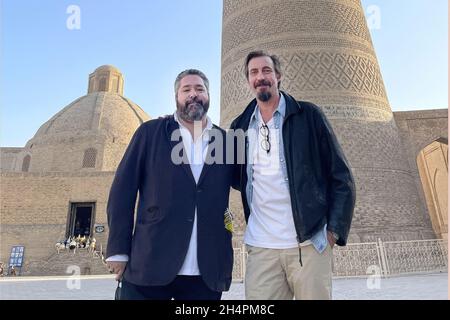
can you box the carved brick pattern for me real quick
[221,64,253,111]
[330,120,409,169]
[279,52,386,98]
[350,169,428,230]
[221,51,387,117]
[222,0,260,20]
[222,37,376,70]
[223,0,364,22]
[82,148,97,168]
[222,1,371,54]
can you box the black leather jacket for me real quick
[230,91,356,246]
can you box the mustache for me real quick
[177,97,209,122]
[185,96,204,106]
[255,80,272,88]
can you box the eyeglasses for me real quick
[260,123,271,153]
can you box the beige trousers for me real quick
[244,244,333,300]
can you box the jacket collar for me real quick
[282,91,303,119]
[249,93,287,124]
[234,91,302,130]
[164,115,181,142]
[164,115,220,186]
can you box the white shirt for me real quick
[107,113,213,275]
[244,112,300,248]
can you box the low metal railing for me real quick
[232,239,448,282]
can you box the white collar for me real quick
[173,112,213,130]
[173,112,213,142]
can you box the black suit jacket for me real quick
[106,116,234,292]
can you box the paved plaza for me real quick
[0,273,447,300]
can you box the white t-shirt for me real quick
[244,116,300,249]
[175,113,212,275]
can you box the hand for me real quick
[107,261,127,281]
[326,231,337,248]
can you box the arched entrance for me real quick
[417,138,448,240]
[66,202,96,238]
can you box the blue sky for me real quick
[1,0,448,147]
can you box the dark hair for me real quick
[244,50,282,88]
[174,69,209,94]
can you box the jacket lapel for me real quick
[281,91,303,120]
[197,133,218,186]
[165,117,197,185]
[234,91,302,130]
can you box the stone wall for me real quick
[0,147,24,172]
[394,109,448,175]
[394,109,448,239]
[0,171,114,275]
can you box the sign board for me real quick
[94,224,105,233]
[9,246,25,267]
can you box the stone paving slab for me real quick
[0,273,447,300]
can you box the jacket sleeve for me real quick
[106,123,148,258]
[316,108,356,246]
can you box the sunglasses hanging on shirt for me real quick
[260,123,271,154]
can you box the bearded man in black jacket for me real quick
[230,51,356,300]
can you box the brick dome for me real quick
[24,66,150,172]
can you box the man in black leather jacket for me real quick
[230,51,356,300]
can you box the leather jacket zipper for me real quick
[283,116,305,266]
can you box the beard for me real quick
[255,79,273,102]
[176,97,210,122]
[257,91,272,102]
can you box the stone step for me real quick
[22,248,109,276]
